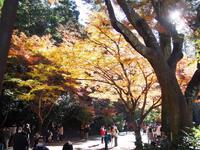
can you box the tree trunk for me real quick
[0,0,19,94]
[134,127,143,150]
[185,66,200,125]
[130,115,143,150]
[161,96,170,137]
[150,56,192,139]
[37,115,43,133]
[159,33,171,137]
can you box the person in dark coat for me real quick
[13,127,29,150]
[104,131,111,150]
[33,137,49,150]
[62,141,73,150]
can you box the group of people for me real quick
[145,123,167,146]
[45,124,64,143]
[0,123,71,150]
[80,124,90,140]
[0,124,31,150]
[99,125,119,150]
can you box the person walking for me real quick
[58,125,64,141]
[23,124,31,145]
[33,137,49,150]
[147,126,154,144]
[13,127,29,150]
[3,128,11,150]
[112,125,119,147]
[62,141,73,150]
[104,131,111,150]
[99,126,106,144]
[84,124,90,140]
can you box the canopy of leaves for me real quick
[3,32,82,128]
[15,0,79,42]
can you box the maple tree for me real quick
[4,33,80,131]
[72,13,161,147]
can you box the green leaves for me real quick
[15,0,79,42]
[0,0,4,9]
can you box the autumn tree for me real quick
[103,0,200,145]
[4,33,80,131]
[73,13,161,148]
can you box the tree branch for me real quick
[115,87,132,112]
[140,97,161,123]
[116,0,160,51]
[105,0,153,59]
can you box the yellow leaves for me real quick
[12,32,53,54]
[121,57,136,65]
[18,79,40,88]
[88,12,110,27]
[176,57,196,92]
[18,93,35,101]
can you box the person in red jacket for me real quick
[99,126,106,144]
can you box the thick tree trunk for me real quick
[0,0,19,94]
[159,33,171,137]
[185,66,200,124]
[192,103,200,124]
[161,96,170,137]
[150,56,192,139]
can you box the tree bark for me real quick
[159,33,171,137]
[150,56,191,138]
[0,0,19,94]
[37,115,43,133]
[185,65,200,125]
[130,115,143,150]
[134,127,143,150]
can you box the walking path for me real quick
[47,132,148,150]
[8,132,148,150]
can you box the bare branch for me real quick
[76,78,114,85]
[140,97,161,123]
[116,0,160,51]
[115,87,132,112]
[151,0,184,70]
[105,0,153,59]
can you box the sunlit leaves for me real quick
[72,12,161,117]
[0,0,4,9]
[176,57,197,92]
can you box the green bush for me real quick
[143,126,200,150]
[176,126,200,150]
